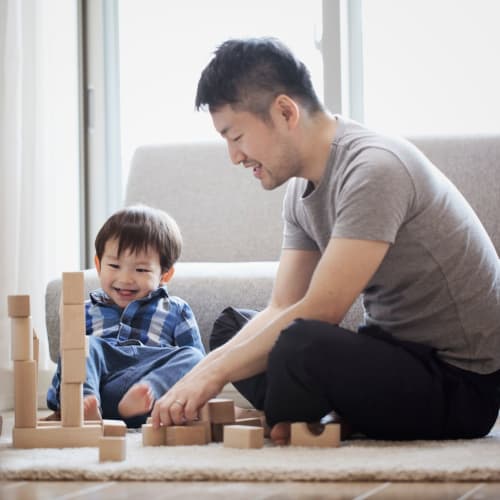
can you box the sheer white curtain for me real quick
[0,0,80,409]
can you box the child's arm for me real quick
[171,301,206,355]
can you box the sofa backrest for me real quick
[125,142,286,262]
[125,135,500,261]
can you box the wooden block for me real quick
[211,423,225,442]
[223,425,264,449]
[200,398,235,424]
[61,383,83,427]
[61,348,86,383]
[186,420,210,443]
[166,425,206,446]
[99,436,126,462]
[12,424,102,448]
[60,304,86,350]
[290,422,341,448]
[7,295,30,317]
[141,423,166,446]
[32,329,39,364]
[11,317,33,361]
[235,417,263,427]
[0,415,3,436]
[103,419,127,437]
[62,271,85,304]
[14,360,37,428]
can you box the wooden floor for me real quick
[2,412,500,499]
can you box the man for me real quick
[151,37,500,442]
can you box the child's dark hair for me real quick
[94,205,182,273]
[195,37,323,120]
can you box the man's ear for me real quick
[274,94,300,129]
[161,267,175,284]
[94,255,101,273]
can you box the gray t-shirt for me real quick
[282,116,500,374]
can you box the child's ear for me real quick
[161,267,175,284]
[94,255,101,273]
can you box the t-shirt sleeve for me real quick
[282,180,319,250]
[332,149,415,243]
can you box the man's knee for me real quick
[209,307,257,351]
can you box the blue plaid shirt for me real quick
[85,285,205,353]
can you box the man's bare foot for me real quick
[118,382,154,418]
[83,395,102,421]
[270,422,291,446]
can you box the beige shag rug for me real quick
[1,428,500,482]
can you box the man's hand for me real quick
[150,360,226,428]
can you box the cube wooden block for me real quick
[200,398,235,424]
[14,360,37,428]
[223,425,264,449]
[7,295,30,317]
[290,422,341,448]
[11,317,33,361]
[62,271,85,304]
[142,423,166,446]
[103,419,127,437]
[99,436,126,462]
[61,383,83,427]
[12,424,102,448]
[166,425,206,446]
[61,348,86,383]
[60,304,86,350]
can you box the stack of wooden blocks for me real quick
[9,272,103,449]
[142,398,265,449]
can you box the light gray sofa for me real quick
[45,135,500,365]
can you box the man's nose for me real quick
[228,143,245,165]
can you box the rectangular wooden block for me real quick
[12,424,102,448]
[235,417,264,427]
[103,419,127,437]
[223,425,264,449]
[14,360,37,428]
[99,436,126,461]
[62,271,85,304]
[166,425,206,446]
[60,304,86,350]
[11,317,33,361]
[186,420,211,443]
[7,295,30,317]
[141,423,166,446]
[200,398,235,424]
[33,329,39,364]
[290,422,341,448]
[61,382,83,427]
[61,348,86,383]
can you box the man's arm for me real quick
[152,238,389,426]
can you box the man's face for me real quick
[211,103,302,190]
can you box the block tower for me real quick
[9,272,103,448]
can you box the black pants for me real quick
[210,307,500,440]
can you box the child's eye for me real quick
[109,264,119,269]
[137,268,150,273]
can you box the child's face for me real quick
[97,238,164,308]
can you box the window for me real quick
[117,0,323,191]
[361,0,500,135]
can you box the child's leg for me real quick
[46,336,120,419]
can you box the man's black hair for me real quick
[195,37,323,119]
